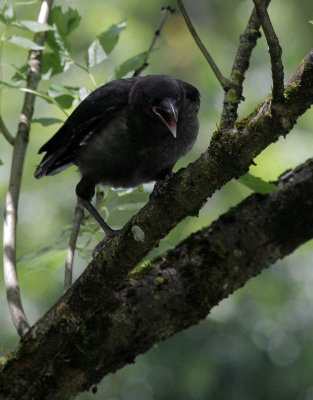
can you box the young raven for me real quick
[35,75,200,238]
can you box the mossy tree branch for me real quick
[1,155,313,399]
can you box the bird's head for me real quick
[129,75,181,138]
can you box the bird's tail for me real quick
[34,124,76,179]
[34,152,74,179]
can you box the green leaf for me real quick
[0,159,3,166]
[0,7,16,25]
[11,63,30,83]
[48,84,80,98]
[32,118,64,126]
[98,21,126,55]
[44,26,72,77]
[12,0,39,5]
[42,7,80,77]
[41,49,72,79]
[115,50,150,79]
[0,8,52,33]
[49,6,81,37]
[0,80,19,89]
[0,81,54,106]
[48,84,80,108]
[7,35,45,50]
[18,20,54,32]
[85,21,126,68]
[24,249,67,271]
[85,38,107,68]
[237,173,281,194]
[4,6,15,19]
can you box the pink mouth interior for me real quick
[153,107,176,131]
[165,114,176,130]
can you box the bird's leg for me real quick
[76,178,120,254]
[78,197,122,258]
[78,197,116,237]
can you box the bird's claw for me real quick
[92,229,122,259]
[150,173,173,199]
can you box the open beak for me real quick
[153,98,178,138]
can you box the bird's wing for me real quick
[35,78,135,178]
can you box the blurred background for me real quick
[0,0,313,399]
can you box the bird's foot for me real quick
[92,229,122,259]
[150,173,173,199]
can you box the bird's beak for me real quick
[153,98,178,138]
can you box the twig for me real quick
[220,0,271,129]
[0,115,14,145]
[3,0,54,337]
[0,21,13,145]
[176,0,230,90]
[64,201,84,292]
[133,6,175,77]
[253,0,284,103]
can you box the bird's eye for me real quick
[147,97,155,103]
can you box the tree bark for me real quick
[1,154,313,398]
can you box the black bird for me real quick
[35,75,200,239]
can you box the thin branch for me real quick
[64,201,84,292]
[220,0,271,129]
[74,61,97,88]
[133,6,175,77]
[3,0,54,337]
[176,0,230,90]
[0,115,14,145]
[253,0,284,103]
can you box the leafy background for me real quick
[0,0,313,399]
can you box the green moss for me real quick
[224,88,238,102]
[231,69,242,85]
[283,82,300,101]
[235,104,261,131]
[128,259,154,280]
[233,249,242,258]
[155,276,165,284]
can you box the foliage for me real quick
[238,172,281,194]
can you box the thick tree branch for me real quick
[2,0,54,337]
[1,155,313,399]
